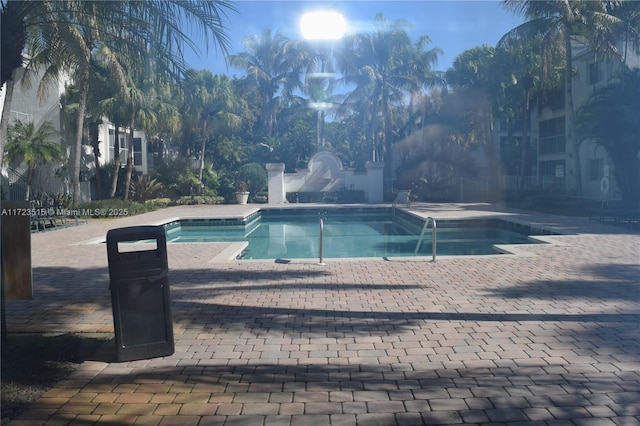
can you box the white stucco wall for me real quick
[267,152,383,204]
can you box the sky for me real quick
[184,0,525,76]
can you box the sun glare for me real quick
[300,11,346,40]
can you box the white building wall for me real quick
[0,65,79,198]
[96,122,149,174]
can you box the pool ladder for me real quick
[391,190,411,222]
[414,217,437,262]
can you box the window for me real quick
[133,137,143,166]
[108,129,114,161]
[106,129,127,163]
[538,117,565,155]
[540,160,565,177]
[119,135,128,164]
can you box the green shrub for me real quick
[131,175,163,202]
[252,194,268,204]
[91,164,128,200]
[146,198,173,208]
[152,158,201,198]
[175,195,224,205]
[76,199,157,218]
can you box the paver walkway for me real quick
[4,203,640,425]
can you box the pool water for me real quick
[164,208,556,260]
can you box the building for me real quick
[0,65,75,200]
[1,63,152,202]
[496,38,639,201]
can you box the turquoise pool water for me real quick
[164,208,556,260]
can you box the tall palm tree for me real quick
[183,70,241,192]
[446,46,502,198]
[61,58,119,200]
[299,41,337,149]
[228,29,304,138]
[4,121,66,201]
[18,0,236,206]
[496,24,558,190]
[502,0,635,194]
[336,13,441,192]
[109,54,168,201]
[99,84,131,199]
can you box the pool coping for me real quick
[71,203,603,262]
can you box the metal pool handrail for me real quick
[318,217,325,265]
[414,217,437,262]
[392,190,411,221]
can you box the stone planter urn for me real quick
[235,191,250,204]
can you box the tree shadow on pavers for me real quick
[479,263,640,363]
[171,298,640,340]
[5,266,113,333]
[168,267,332,285]
[171,280,421,293]
[29,266,110,297]
[81,362,640,423]
[172,301,427,337]
[483,263,640,302]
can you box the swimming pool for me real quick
[164,207,557,260]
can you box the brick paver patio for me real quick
[4,203,640,425]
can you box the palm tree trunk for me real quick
[123,116,134,200]
[26,166,32,202]
[367,102,378,162]
[72,84,89,207]
[482,107,500,200]
[110,127,120,198]
[564,32,582,195]
[519,89,531,192]
[90,123,102,199]
[383,92,393,194]
[197,118,208,194]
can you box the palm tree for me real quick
[228,29,304,138]
[122,70,182,200]
[99,87,129,199]
[0,1,46,162]
[502,0,636,195]
[4,121,66,201]
[61,58,118,200]
[496,24,556,191]
[336,14,441,192]
[17,1,236,206]
[577,69,640,206]
[182,70,242,192]
[298,41,337,149]
[446,46,502,198]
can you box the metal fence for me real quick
[456,175,567,202]
[2,167,91,202]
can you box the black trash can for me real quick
[106,226,174,362]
